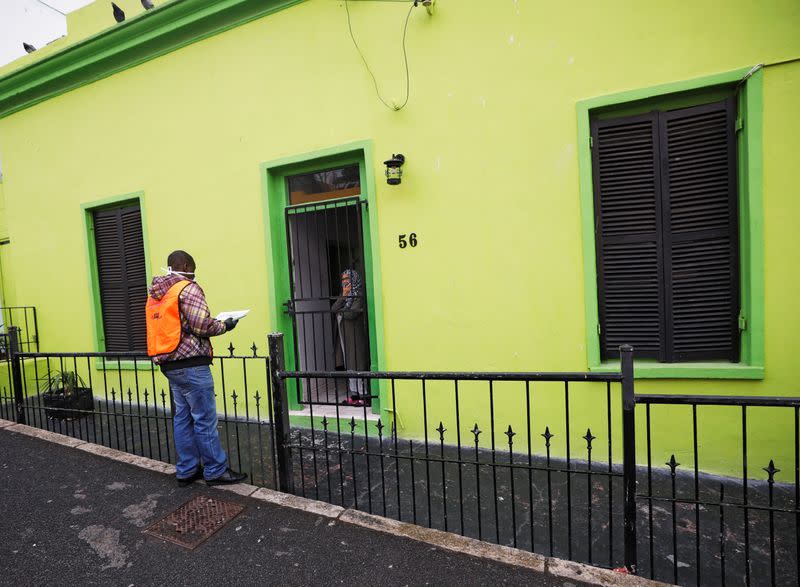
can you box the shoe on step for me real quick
[205,468,248,485]
[176,466,204,487]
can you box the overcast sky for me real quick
[0,0,94,69]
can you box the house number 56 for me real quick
[398,233,418,249]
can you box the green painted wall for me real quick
[0,0,798,477]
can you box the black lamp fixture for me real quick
[383,154,405,185]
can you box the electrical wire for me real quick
[736,63,763,89]
[764,55,800,68]
[735,56,800,91]
[345,0,417,111]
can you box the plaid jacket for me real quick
[148,274,227,365]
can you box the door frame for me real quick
[260,140,385,412]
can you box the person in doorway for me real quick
[333,269,369,406]
[146,250,247,486]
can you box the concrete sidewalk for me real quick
[0,424,656,586]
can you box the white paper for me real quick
[215,310,250,322]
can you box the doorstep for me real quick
[289,404,381,422]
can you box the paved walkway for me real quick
[0,427,594,586]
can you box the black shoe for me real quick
[176,466,204,487]
[205,468,248,485]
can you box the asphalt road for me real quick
[0,428,590,586]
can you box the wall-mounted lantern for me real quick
[384,154,405,185]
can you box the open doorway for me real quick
[284,165,372,406]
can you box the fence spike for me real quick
[471,423,482,440]
[349,416,357,432]
[254,391,261,405]
[228,342,235,357]
[321,416,329,430]
[376,418,384,435]
[436,421,446,441]
[251,342,258,357]
[505,425,516,444]
[583,427,596,449]
[541,426,553,447]
[763,459,780,483]
[667,454,680,474]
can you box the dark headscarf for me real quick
[341,269,363,310]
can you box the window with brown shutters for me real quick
[92,204,147,352]
[591,98,739,362]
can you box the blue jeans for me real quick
[164,365,228,480]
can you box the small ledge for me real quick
[94,358,154,372]
[290,405,381,422]
[590,360,764,380]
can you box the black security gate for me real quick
[284,197,371,406]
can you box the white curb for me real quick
[251,487,345,518]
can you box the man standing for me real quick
[146,250,247,486]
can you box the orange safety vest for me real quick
[145,280,191,357]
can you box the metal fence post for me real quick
[620,344,637,573]
[32,307,40,352]
[8,326,26,425]
[268,333,294,494]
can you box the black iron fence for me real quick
[635,394,800,586]
[268,334,799,586]
[270,338,635,567]
[2,327,279,488]
[2,326,798,586]
[269,333,637,571]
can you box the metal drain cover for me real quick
[143,494,245,550]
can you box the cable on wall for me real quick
[344,0,419,111]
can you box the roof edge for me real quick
[0,0,306,120]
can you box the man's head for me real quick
[167,250,196,279]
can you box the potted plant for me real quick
[41,370,94,419]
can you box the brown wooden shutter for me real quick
[660,99,739,361]
[93,204,147,352]
[592,113,666,360]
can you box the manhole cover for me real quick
[143,495,245,550]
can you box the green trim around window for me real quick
[591,361,764,379]
[0,0,307,120]
[737,69,765,370]
[260,140,386,413]
[577,66,765,379]
[81,191,152,371]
